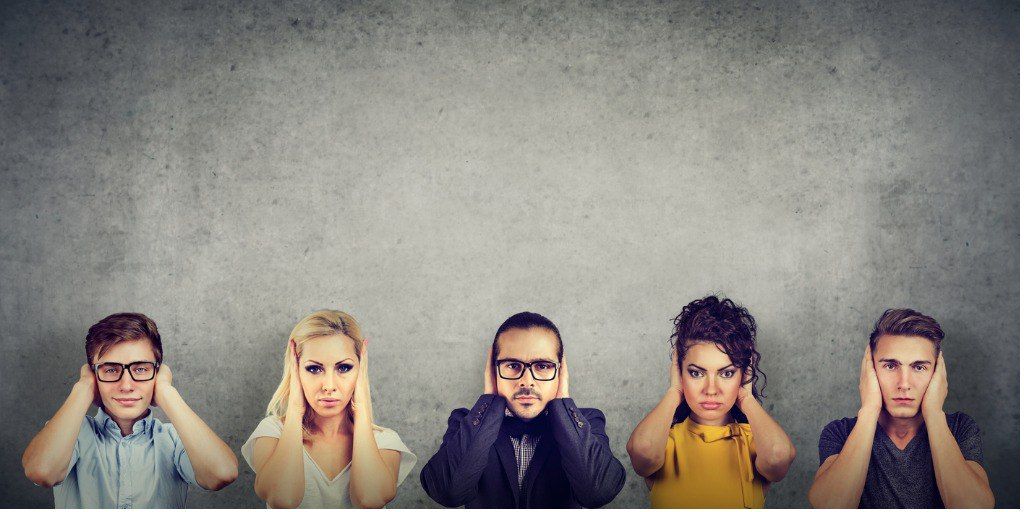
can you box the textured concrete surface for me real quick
[0,0,1018,508]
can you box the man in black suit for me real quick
[420,312,626,508]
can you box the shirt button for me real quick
[577,421,585,427]
[472,419,480,426]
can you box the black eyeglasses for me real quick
[92,361,160,382]
[495,359,559,381]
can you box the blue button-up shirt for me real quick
[52,408,198,508]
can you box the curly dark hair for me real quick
[670,295,766,424]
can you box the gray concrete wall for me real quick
[1,0,1017,508]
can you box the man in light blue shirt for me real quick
[22,312,238,508]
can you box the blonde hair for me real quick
[266,309,379,437]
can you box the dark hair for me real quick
[491,312,564,364]
[670,296,765,424]
[86,312,163,364]
[869,308,944,355]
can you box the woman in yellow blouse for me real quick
[626,296,796,508]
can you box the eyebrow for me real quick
[878,358,933,366]
[686,364,736,372]
[498,358,556,364]
[305,358,356,365]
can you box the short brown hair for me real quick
[869,308,944,354]
[85,313,163,363]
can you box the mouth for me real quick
[113,397,141,407]
[514,396,539,403]
[699,401,723,410]
[318,398,341,407]
[892,397,915,405]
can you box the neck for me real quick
[688,412,733,426]
[878,409,924,436]
[310,409,354,436]
[107,408,149,437]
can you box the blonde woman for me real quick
[241,310,416,508]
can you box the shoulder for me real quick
[820,417,857,440]
[250,415,285,438]
[945,411,981,435]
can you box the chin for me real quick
[104,401,150,421]
[507,401,546,420]
[885,405,921,418]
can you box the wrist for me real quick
[922,408,946,424]
[663,388,682,405]
[857,406,881,422]
[738,395,760,414]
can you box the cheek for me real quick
[681,377,703,401]
[496,379,517,397]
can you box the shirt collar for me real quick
[95,407,154,439]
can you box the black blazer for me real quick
[420,394,626,508]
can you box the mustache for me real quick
[513,388,541,399]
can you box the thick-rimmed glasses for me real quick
[495,359,559,381]
[92,361,160,382]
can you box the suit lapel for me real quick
[495,427,521,507]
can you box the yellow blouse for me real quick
[648,418,766,509]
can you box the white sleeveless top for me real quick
[241,416,417,508]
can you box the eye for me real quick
[103,367,119,374]
[720,369,736,378]
[504,361,523,372]
[336,363,354,373]
[305,364,323,374]
[534,362,555,371]
[133,366,150,374]
[913,364,927,372]
[688,369,703,378]
[882,362,897,371]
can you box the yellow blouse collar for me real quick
[682,417,757,507]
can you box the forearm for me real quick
[421,395,504,506]
[742,399,795,482]
[22,383,93,486]
[808,409,877,508]
[925,413,994,508]
[158,386,238,490]
[254,415,306,508]
[349,418,396,508]
[549,399,626,508]
[626,390,679,477]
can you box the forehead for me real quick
[300,334,358,361]
[496,327,559,361]
[682,342,733,367]
[94,338,157,363]
[874,334,937,361]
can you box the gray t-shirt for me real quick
[818,412,984,509]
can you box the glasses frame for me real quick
[494,358,560,381]
[92,361,161,382]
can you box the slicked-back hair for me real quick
[670,295,766,424]
[869,308,944,355]
[491,312,564,364]
[85,312,163,364]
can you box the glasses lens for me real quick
[128,362,156,381]
[96,363,123,382]
[497,361,525,379]
[531,362,558,381]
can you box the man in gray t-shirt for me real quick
[807,309,994,509]
[818,412,983,508]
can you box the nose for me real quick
[117,372,134,392]
[322,371,337,392]
[518,368,536,387]
[704,375,719,396]
[897,368,912,391]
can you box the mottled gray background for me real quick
[0,0,1018,508]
